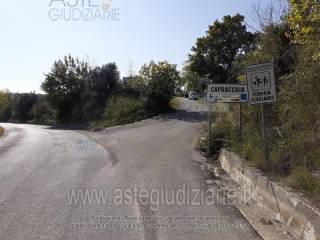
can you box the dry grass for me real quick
[0,127,4,137]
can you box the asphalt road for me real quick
[0,99,261,240]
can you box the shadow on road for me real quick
[45,109,207,132]
[46,124,89,131]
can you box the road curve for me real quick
[0,102,261,240]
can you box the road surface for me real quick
[0,99,260,240]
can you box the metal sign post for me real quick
[206,84,249,156]
[260,104,268,160]
[239,103,243,139]
[208,101,212,156]
[246,63,276,160]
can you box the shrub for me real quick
[32,100,56,124]
[42,55,120,123]
[139,61,179,113]
[12,93,38,122]
[99,96,148,128]
[276,44,320,173]
[288,167,320,200]
[199,108,241,157]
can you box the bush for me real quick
[276,44,320,173]
[12,93,38,122]
[98,96,148,128]
[139,61,179,113]
[199,103,275,171]
[32,100,56,125]
[42,55,120,123]
[199,108,241,157]
[288,167,320,200]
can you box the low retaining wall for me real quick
[219,149,320,240]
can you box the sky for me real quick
[0,0,261,93]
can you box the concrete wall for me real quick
[219,149,320,240]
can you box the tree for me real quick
[32,96,55,124]
[41,55,89,122]
[42,55,121,123]
[273,0,320,172]
[241,22,296,80]
[126,76,148,99]
[218,4,298,173]
[88,63,119,106]
[188,14,255,83]
[139,61,179,112]
[249,0,289,32]
[13,93,38,122]
[181,64,207,91]
[287,0,320,43]
[83,63,120,120]
[287,0,320,60]
[277,45,320,172]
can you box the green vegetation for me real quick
[96,96,148,128]
[181,13,256,92]
[138,61,180,113]
[1,0,319,198]
[13,93,38,122]
[192,1,320,198]
[288,167,320,200]
[1,58,179,128]
[186,14,255,84]
[41,55,120,123]
[41,58,179,125]
[31,96,55,125]
[0,91,52,124]
[287,0,320,60]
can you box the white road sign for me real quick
[207,84,248,103]
[246,63,276,104]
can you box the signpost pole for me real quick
[208,101,212,156]
[239,103,242,139]
[260,104,268,160]
[246,63,276,161]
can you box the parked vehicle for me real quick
[188,91,199,100]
